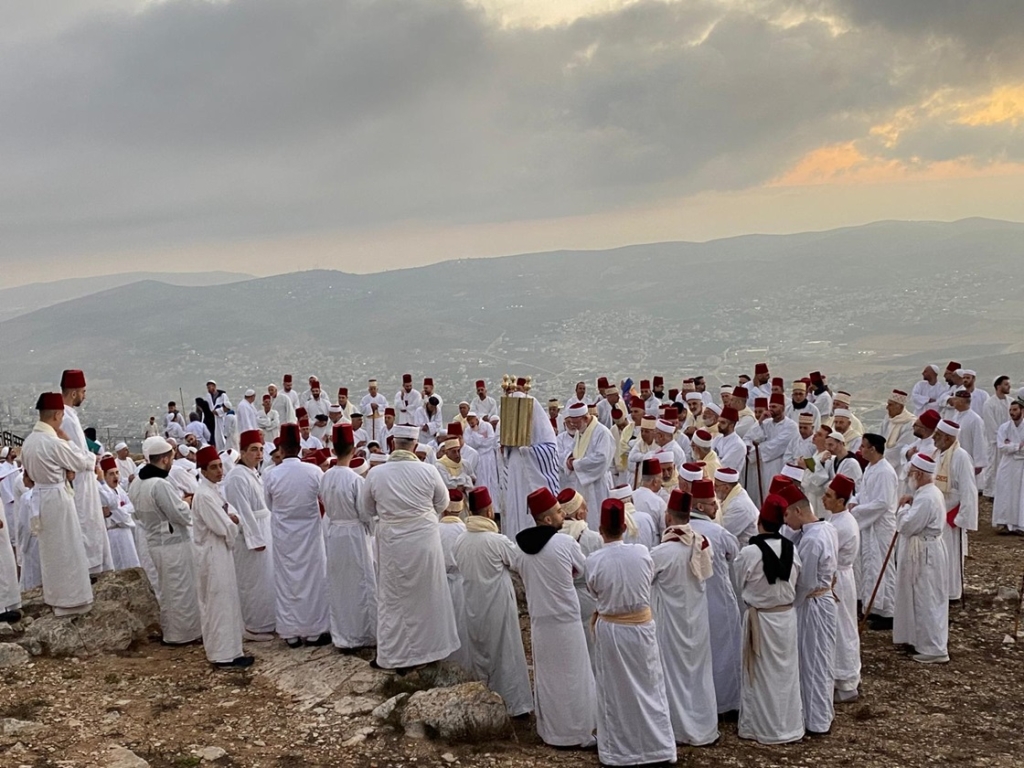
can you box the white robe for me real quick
[62,406,113,573]
[264,458,330,639]
[359,456,460,667]
[748,417,798,506]
[257,408,281,443]
[719,484,759,547]
[881,413,916,476]
[911,379,947,415]
[790,521,838,734]
[829,510,861,696]
[981,395,1011,497]
[270,395,296,427]
[471,394,499,421]
[733,536,804,745]
[20,422,97,613]
[849,459,898,617]
[223,463,277,634]
[453,522,533,716]
[712,432,746,476]
[236,399,260,433]
[690,514,743,713]
[438,516,472,670]
[16,487,42,592]
[394,388,422,426]
[559,522,603,668]
[0,482,20,612]
[993,419,1024,531]
[115,456,137,491]
[99,482,141,570]
[934,445,978,600]
[192,476,244,663]
[464,421,500,497]
[893,484,949,657]
[953,408,987,474]
[651,533,720,746]
[586,542,677,766]
[360,393,390,443]
[500,394,559,540]
[513,527,597,747]
[631,486,667,543]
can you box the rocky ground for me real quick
[2,499,1024,768]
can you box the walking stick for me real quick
[859,529,899,634]
[1013,571,1024,639]
[754,442,764,500]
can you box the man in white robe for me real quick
[881,389,916,474]
[359,425,460,669]
[982,377,1013,499]
[824,474,861,703]
[204,380,231,450]
[60,369,113,574]
[263,424,331,648]
[223,430,277,639]
[360,379,390,445]
[950,390,986,476]
[16,481,42,592]
[268,384,296,426]
[464,414,499,495]
[394,374,422,426]
[501,386,560,540]
[850,433,899,630]
[713,467,758,546]
[467,380,497,422]
[911,364,947,415]
[513,488,597,748]
[437,490,471,670]
[563,402,613,532]
[931,420,978,601]
[732,493,804,744]
[0,464,23,622]
[808,372,833,422]
[712,407,746,479]
[19,393,98,618]
[112,443,137,491]
[651,489,719,747]
[555,488,603,667]
[632,458,668,544]
[992,395,1024,532]
[236,390,260,434]
[192,446,253,668]
[747,393,799,507]
[586,498,677,767]
[281,374,301,409]
[98,458,141,571]
[453,487,533,716]
[129,436,202,643]
[257,395,281,444]
[786,380,820,430]
[893,453,949,663]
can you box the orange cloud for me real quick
[956,85,1024,128]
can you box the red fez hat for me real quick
[262,394,272,402]
[768,474,792,494]
[100,456,117,472]
[349,457,366,471]
[295,407,308,420]
[600,498,626,531]
[475,380,485,389]
[720,406,739,423]
[597,376,610,390]
[61,369,86,389]
[556,488,577,505]
[691,479,715,500]
[663,407,679,420]
[630,396,645,410]
[273,437,282,449]
[240,430,263,450]
[771,377,784,387]
[298,417,310,429]
[809,371,823,384]
[384,407,396,416]
[310,378,320,387]
[754,397,768,409]
[279,423,301,448]
[754,363,769,375]
[769,393,785,406]
[640,379,651,390]
[196,445,220,469]
[919,409,941,430]
[468,487,492,513]
[333,423,354,445]
[759,494,787,526]
[829,473,856,501]
[448,488,464,503]
[668,389,679,401]
[642,457,662,476]
[402,373,412,384]
[338,387,348,397]
[516,377,527,387]
[423,377,434,386]
[301,454,320,465]
[447,422,464,437]
[283,374,293,383]
[946,361,961,373]
[777,483,807,508]
[653,376,664,387]
[733,386,749,399]
[611,407,623,419]
[36,392,65,411]
[667,488,691,514]
[527,487,559,518]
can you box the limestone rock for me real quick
[333,695,381,717]
[0,718,45,737]
[0,642,29,667]
[401,682,510,742]
[97,746,150,768]
[411,661,474,689]
[0,622,15,638]
[342,726,375,747]
[995,586,1020,603]
[194,746,228,762]
[371,693,409,723]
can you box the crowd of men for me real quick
[1,362,1023,762]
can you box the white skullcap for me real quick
[177,445,191,457]
[936,419,960,437]
[927,365,939,375]
[328,404,342,413]
[655,451,676,468]
[833,408,852,419]
[608,485,633,501]
[827,431,845,442]
[719,384,732,392]
[369,453,388,464]
[782,464,805,482]
[206,379,217,386]
[564,402,588,418]
[142,436,173,460]
[705,403,723,416]
[679,464,703,482]
[0,447,8,459]
[714,467,739,483]
[960,369,976,377]
[458,400,470,407]
[685,392,704,402]
[351,460,369,476]
[392,425,419,440]
[114,441,128,452]
[691,430,713,449]
[910,453,937,473]
[656,419,675,434]
[245,389,255,397]
[415,443,431,454]
[466,411,478,418]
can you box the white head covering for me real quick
[714,467,739,484]
[392,425,419,440]
[679,464,703,482]
[910,453,937,473]
[369,452,388,465]
[833,408,852,419]
[564,402,588,418]
[936,419,960,438]
[114,441,128,452]
[782,464,805,482]
[685,392,704,402]
[705,403,723,416]
[142,436,173,460]
[655,419,675,434]
[608,485,633,501]
[827,430,845,442]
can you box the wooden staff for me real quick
[754,442,764,499]
[859,529,899,633]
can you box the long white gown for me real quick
[452,519,533,716]
[192,476,244,663]
[264,458,330,640]
[359,454,460,668]
[829,509,861,698]
[62,406,113,573]
[500,394,559,540]
[223,463,277,634]
[99,482,141,570]
[748,417,798,506]
[719,485,759,546]
[992,419,1024,530]
[567,419,614,532]
[438,516,472,670]
[16,487,42,592]
[651,532,720,746]
[934,445,978,600]
[464,421,500,497]
[0,485,20,613]
[981,395,1011,498]
[318,465,376,648]
[850,459,898,616]
[586,542,677,766]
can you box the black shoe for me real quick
[867,615,894,631]
[0,610,22,623]
[369,658,384,670]
[805,728,831,739]
[213,655,255,669]
[305,632,331,647]
[160,637,202,647]
[512,712,531,721]
[285,638,304,649]
[717,709,739,723]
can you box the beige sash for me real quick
[934,440,959,494]
[744,604,793,679]
[573,416,599,460]
[591,606,653,630]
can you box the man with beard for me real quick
[930,420,977,603]
[981,376,1012,500]
[786,380,820,430]
[911,365,947,416]
[394,374,422,426]
[471,380,498,422]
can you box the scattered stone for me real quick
[441,753,458,764]
[193,746,228,762]
[401,683,510,742]
[371,693,409,723]
[995,587,1020,603]
[0,718,45,737]
[0,642,30,667]
[1002,634,1015,644]
[412,661,474,689]
[95,746,150,768]
[333,695,381,717]
[342,726,375,747]
[0,622,15,638]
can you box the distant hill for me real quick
[0,271,254,323]
[0,218,1020,437]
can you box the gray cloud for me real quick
[0,0,1020,263]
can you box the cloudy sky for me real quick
[2,0,1022,286]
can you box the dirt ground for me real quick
[3,498,1024,768]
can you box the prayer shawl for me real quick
[573,416,599,460]
[661,524,713,581]
[465,515,499,533]
[438,454,464,477]
[885,408,915,448]
[934,439,959,495]
[560,517,589,541]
